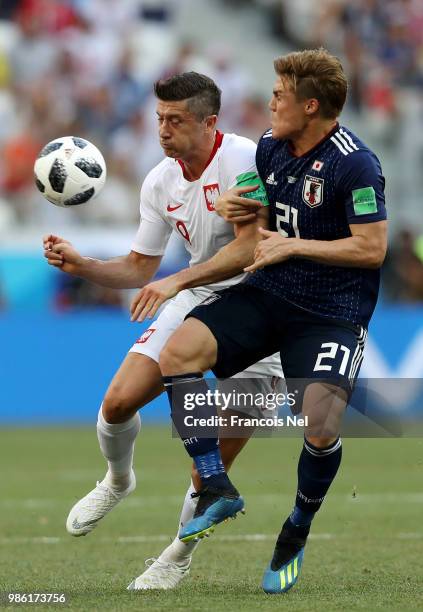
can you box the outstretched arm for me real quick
[43,234,162,289]
[245,221,388,272]
[130,207,269,322]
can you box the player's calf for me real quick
[66,408,141,537]
[263,435,342,592]
[160,367,245,541]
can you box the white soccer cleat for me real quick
[66,470,136,537]
[127,557,191,590]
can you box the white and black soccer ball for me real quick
[34,136,106,207]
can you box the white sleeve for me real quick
[220,135,258,190]
[131,177,172,256]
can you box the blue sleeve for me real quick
[336,150,387,224]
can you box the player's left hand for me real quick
[244,228,298,272]
[130,277,180,322]
[216,185,263,223]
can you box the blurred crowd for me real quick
[0,0,421,307]
[258,0,423,115]
[0,0,268,230]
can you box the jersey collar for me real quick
[287,122,339,159]
[177,130,224,180]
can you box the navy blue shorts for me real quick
[187,284,367,397]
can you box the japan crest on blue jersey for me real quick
[302,175,324,208]
[247,124,387,327]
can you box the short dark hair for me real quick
[154,72,221,120]
[274,48,348,119]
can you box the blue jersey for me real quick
[247,124,386,327]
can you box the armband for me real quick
[235,172,269,206]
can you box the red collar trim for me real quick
[177,130,224,180]
[288,123,339,158]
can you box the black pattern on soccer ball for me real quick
[35,177,45,193]
[64,187,95,206]
[74,157,103,178]
[49,159,67,193]
[38,142,63,158]
[72,137,88,149]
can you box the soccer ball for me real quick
[34,136,106,207]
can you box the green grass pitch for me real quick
[0,427,422,611]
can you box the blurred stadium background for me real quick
[0,0,422,424]
[0,2,422,608]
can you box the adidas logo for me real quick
[287,176,298,184]
[266,172,278,185]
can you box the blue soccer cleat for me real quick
[179,482,245,543]
[262,518,309,594]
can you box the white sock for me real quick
[160,482,200,564]
[96,406,141,491]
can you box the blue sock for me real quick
[290,505,315,527]
[293,437,342,521]
[194,448,226,480]
[163,373,228,483]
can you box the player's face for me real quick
[156,100,210,159]
[269,77,309,140]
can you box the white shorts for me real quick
[129,287,283,382]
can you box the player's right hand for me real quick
[43,234,84,274]
[216,185,263,223]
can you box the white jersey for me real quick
[130,130,283,378]
[131,131,257,292]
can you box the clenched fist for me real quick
[43,234,84,275]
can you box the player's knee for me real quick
[159,342,182,376]
[305,434,338,449]
[159,339,187,374]
[159,320,216,375]
[102,390,137,424]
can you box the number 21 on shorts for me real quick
[313,342,351,375]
